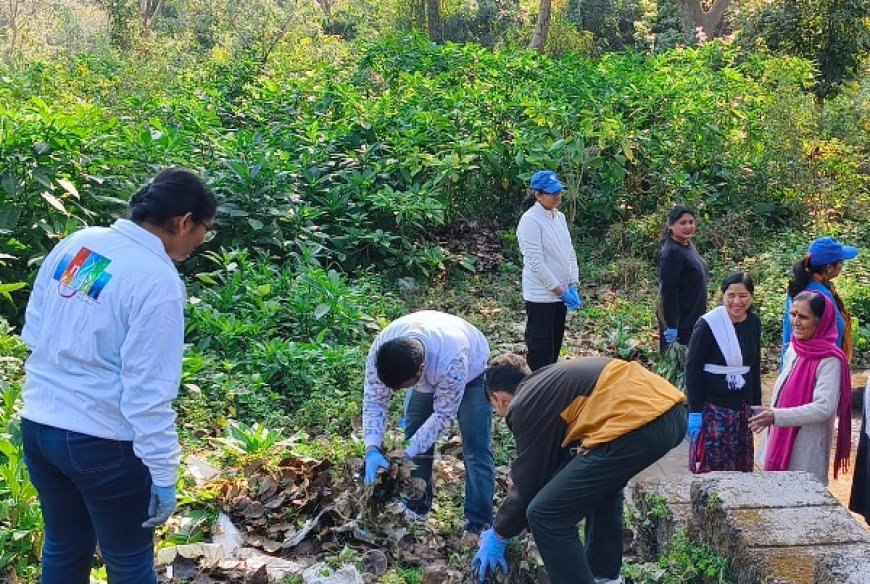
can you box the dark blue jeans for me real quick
[21,418,156,584]
[402,374,494,530]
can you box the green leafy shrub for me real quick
[3,35,865,299]
[180,249,401,436]
[0,319,41,581]
[623,528,731,583]
[736,0,870,99]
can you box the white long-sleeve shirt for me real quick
[362,311,490,456]
[21,219,184,486]
[516,202,580,302]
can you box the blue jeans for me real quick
[21,418,156,584]
[402,374,494,530]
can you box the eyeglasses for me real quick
[198,220,216,243]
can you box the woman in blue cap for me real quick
[781,236,858,366]
[516,170,581,371]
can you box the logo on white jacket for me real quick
[52,247,113,301]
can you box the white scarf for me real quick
[700,306,750,390]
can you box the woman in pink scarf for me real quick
[749,291,852,485]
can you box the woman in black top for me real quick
[685,272,762,473]
[658,206,709,353]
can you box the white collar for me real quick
[110,219,174,267]
[532,202,557,217]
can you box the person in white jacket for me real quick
[20,168,217,584]
[517,170,581,371]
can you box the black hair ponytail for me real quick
[129,168,217,230]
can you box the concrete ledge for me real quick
[631,475,698,560]
[692,471,870,584]
[734,545,870,584]
[691,471,837,510]
[814,546,870,584]
[632,471,870,583]
[729,507,870,547]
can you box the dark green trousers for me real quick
[526,404,687,584]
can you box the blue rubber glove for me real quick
[560,288,580,310]
[687,413,702,442]
[663,328,678,344]
[364,449,389,485]
[142,484,176,528]
[472,528,509,582]
[569,285,582,310]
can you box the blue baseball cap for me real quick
[807,236,858,267]
[530,170,564,194]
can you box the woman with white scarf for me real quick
[685,272,762,473]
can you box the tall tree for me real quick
[314,0,333,19]
[2,0,26,66]
[528,0,552,52]
[139,0,162,35]
[738,0,870,98]
[96,0,137,47]
[425,0,440,41]
[675,0,730,40]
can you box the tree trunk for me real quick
[528,0,552,53]
[676,0,731,40]
[140,0,163,35]
[426,0,441,41]
[315,0,333,19]
[5,0,24,67]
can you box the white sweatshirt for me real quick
[21,219,184,486]
[516,202,580,302]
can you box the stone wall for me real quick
[632,472,870,584]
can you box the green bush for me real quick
[0,319,42,581]
[3,35,865,300]
[623,528,731,583]
[180,249,402,435]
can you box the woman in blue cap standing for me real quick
[781,236,858,366]
[517,170,581,371]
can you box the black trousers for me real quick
[526,404,687,584]
[849,415,870,524]
[525,301,567,371]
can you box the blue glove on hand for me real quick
[569,285,582,310]
[687,413,702,442]
[142,484,176,528]
[364,449,390,485]
[560,288,580,310]
[663,328,678,344]
[472,528,509,582]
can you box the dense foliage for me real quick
[0,25,868,582]
[736,0,870,99]
[2,35,866,296]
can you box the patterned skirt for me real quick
[689,401,754,474]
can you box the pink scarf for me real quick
[765,293,852,478]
